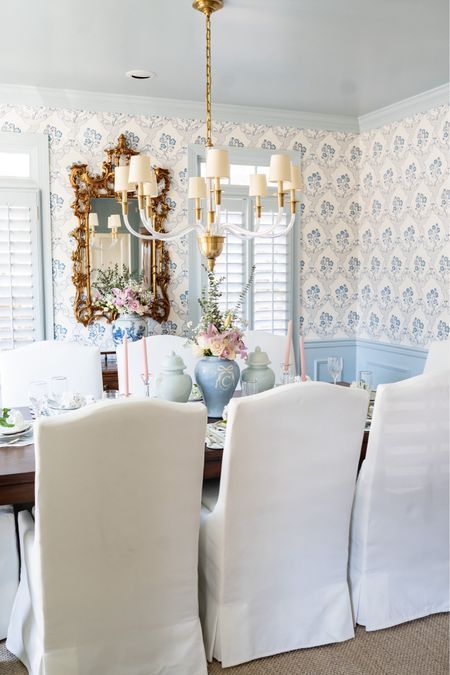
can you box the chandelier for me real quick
[112,0,303,270]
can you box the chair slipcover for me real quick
[244,330,295,382]
[349,371,450,631]
[7,399,208,675]
[0,506,19,639]
[117,335,198,396]
[0,340,103,406]
[199,382,369,667]
[423,340,450,373]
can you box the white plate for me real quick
[0,422,32,437]
[47,399,82,411]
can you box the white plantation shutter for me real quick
[215,191,292,334]
[0,189,43,349]
[214,197,247,318]
[253,211,290,335]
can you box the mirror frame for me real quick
[70,134,171,326]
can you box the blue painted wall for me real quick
[303,338,427,385]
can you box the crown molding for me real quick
[0,82,447,135]
[0,82,360,132]
[358,83,449,131]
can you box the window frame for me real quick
[0,132,52,341]
[187,144,299,346]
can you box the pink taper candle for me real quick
[142,337,149,381]
[283,320,293,371]
[123,335,129,396]
[300,334,307,381]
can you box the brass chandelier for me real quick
[113,0,303,270]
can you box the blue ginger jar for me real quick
[195,356,240,418]
[112,314,148,345]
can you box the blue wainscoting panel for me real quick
[304,340,356,383]
[304,338,427,385]
[355,339,427,387]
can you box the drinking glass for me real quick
[102,390,120,399]
[242,380,257,396]
[50,376,68,403]
[28,380,49,417]
[280,363,295,386]
[327,356,343,385]
[358,370,373,391]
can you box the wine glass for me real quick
[28,380,49,417]
[358,370,373,391]
[50,376,68,404]
[242,379,257,396]
[327,356,343,385]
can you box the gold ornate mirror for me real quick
[70,134,171,326]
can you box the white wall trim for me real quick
[0,82,447,134]
[0,82,360,132]
[358,83,450,131]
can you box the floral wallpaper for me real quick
[0,102,447,350]
[358,105,450,346]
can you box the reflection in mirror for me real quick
[70,134,172,326]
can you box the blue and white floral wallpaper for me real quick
[0,102,448,350]
[357,106,450,345]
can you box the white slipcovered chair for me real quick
[244,330,295,382]
[349,371,450,631]
[0,506,19,639]
[423,340,450,373]
[7,398,208,675]
[0,340,103,407]
[117,335,198,396]
[199,381,369,667]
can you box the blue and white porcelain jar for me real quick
[112,314,148,346]
[195,356,240,418]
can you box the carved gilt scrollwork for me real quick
[70,134,172,326]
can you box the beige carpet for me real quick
[1,613,448,674]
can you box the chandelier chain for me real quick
[205,11,212,147]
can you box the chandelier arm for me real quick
[137,209,198,240]
[122,212,157,240]
[225,213,296,239]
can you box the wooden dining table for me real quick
[0,394,369,507]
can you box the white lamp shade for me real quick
[268,154,291,183]
[108,214,122,230]
[142,172,158,197]
[88,213,99,228]
[205,148,230,179]
[114,165,133,192]
[249,174,268,197]
[188,177,207,199]
[285,163,303,190]
[128,154,153,184]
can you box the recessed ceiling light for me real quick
[126,70,156,80]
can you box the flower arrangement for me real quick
[92,264,153,316]
[191,266,255,361]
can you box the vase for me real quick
[195,356,240,418]
[155,351,192,403]
[112,314,148,346]
[241,346,275,393]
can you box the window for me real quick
[0,190,43,348]
[0,134,52,349]
[190,147,297,336]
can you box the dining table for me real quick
[0,388,370,508]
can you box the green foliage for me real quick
[0,408,13,428]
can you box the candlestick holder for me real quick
[280,363,295,386]
[141,373,152,398]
